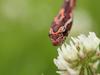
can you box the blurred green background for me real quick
[0,0,100,75]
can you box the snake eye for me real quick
[48,33,51,37]
[58,26,66,33]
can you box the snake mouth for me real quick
[50,33,65,46]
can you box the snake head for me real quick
[49,26,68,46]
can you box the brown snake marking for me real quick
[49,0,76,46]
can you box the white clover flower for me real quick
[54,32,100,75]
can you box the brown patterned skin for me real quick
[49,0,76,46]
